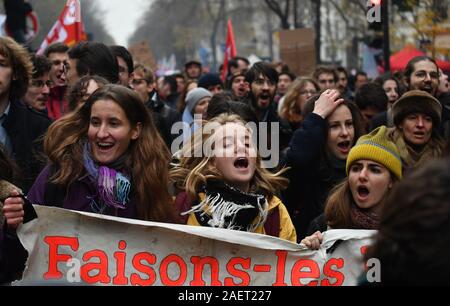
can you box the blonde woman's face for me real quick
[348,160,393,214]
[212,123,257,192]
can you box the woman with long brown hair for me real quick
[6,84,174,223]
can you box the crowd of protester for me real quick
[1,35,449,285]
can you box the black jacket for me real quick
[3,0,32,32]
[282,113,347,241]
[146,92,182,149]
[2,101,52,193]
[244,98,293,159]
[306,214,328,236]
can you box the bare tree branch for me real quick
[329,0,350,25]
[264,0,291,28]
[347,0,367,13]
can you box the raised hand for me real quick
[312,89,345,119]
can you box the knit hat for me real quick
[185,60,202,69]
[198,73,223,90]
[346,126,403,180]
[185,88,212,114]
[392,90,442,127]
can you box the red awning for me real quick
[390,45,450,72]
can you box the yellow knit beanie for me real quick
[346,126,402,180]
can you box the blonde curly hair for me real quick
[170,114,289,200]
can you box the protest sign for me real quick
[16,206,375,286]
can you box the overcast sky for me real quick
[96,0,151,46]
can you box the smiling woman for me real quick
[23,84,175,222]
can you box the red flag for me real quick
[37,0,87,55]
[221,18,237,82]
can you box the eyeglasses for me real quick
[414,70,439,80]
[254,78,276,87]
[31,80,54,88]
[299,90,317,96]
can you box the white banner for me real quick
[15,206,376,286]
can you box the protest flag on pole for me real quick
[37,0,86,55]
[221,18,237,82]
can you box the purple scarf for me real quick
[83,142,131,211]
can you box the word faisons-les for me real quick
[41,236,361,286]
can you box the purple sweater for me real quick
[27,165,138,219]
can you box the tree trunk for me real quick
[314,0,322,64]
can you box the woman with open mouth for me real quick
[171,114,297,242]
[388,90,445,174]
[301,126,402,250]
[282,89,365,241]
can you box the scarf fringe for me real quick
[182,192,269,232]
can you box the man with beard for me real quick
[404,56,439,96]
[44,43,69,120]
[244,62,292,156]
[23,54,52,115]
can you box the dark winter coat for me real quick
[2,101,52,193]
[3,0,32,32]
[146,92,181,149]
[282,113,347,241]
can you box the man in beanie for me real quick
[389,90,444,173]
[198,73,223,95]
[303,125,402,245]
